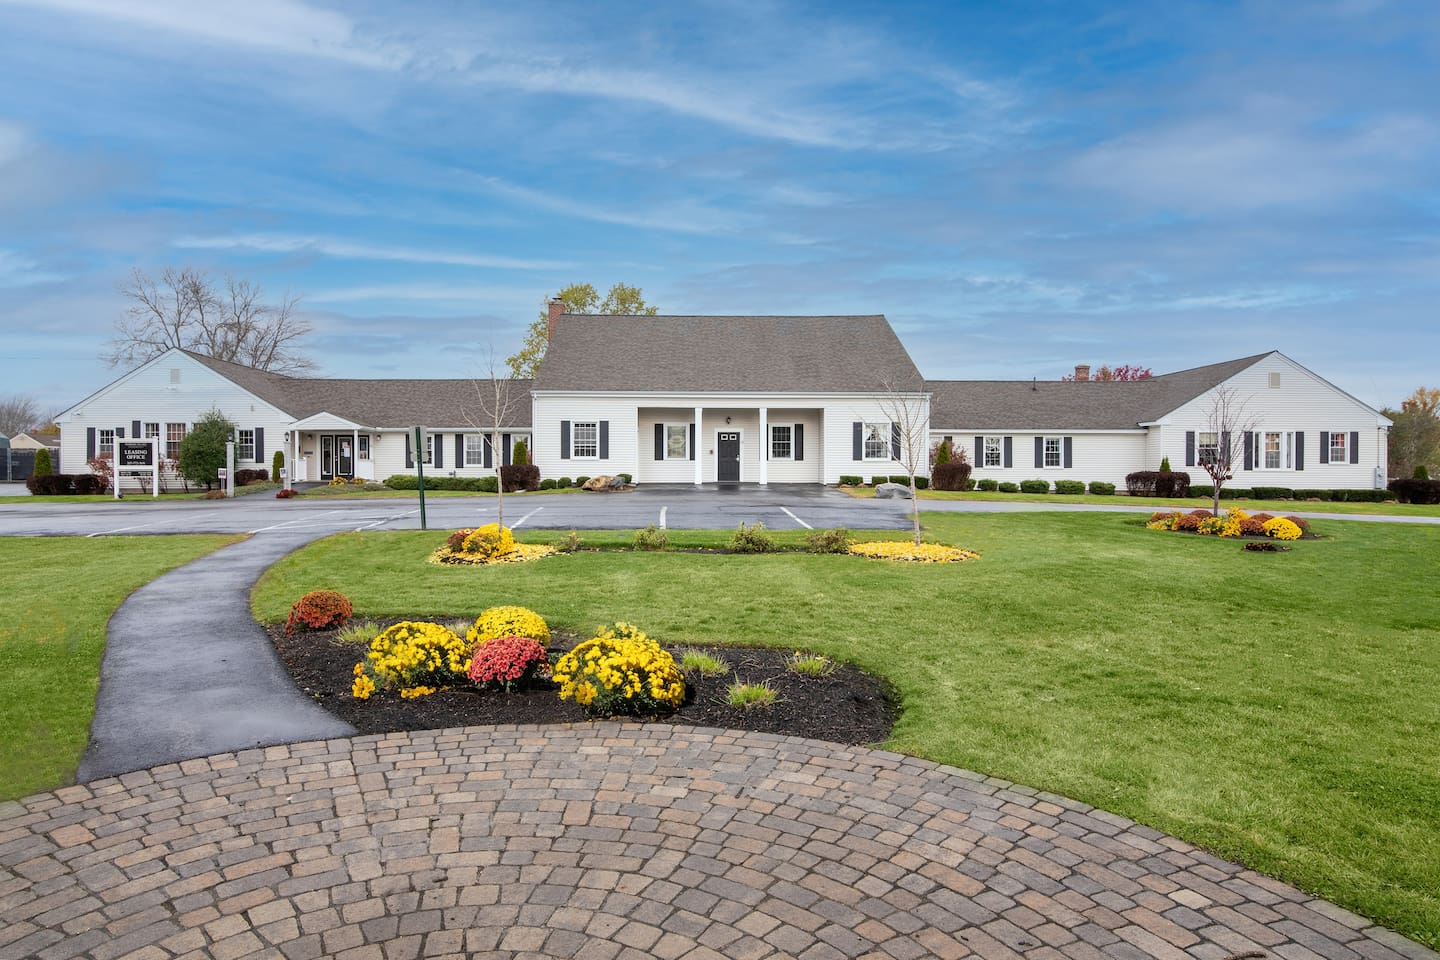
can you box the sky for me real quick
[1,0,1437,416]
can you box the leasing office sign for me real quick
[113,438,159,498]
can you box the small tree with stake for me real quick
[467,349,526,529]
[872,380,931,546]
[1198,386,1256,515]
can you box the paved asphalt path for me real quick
[3,483,1437,537]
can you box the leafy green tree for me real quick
[1383,387,1440,479]
[33,447,52,477]
[511,438,528,466]
[272,449,284,483]
[506,282,658,378]
[179,409,235,489]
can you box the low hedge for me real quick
[1088,481,1116,495]
[838,475,863,486]
[26,474,106,495]
[383,474,500,493]
[1387,478,1440,504]
[1126,470,1192,497]
[976,478,998,491]
[234,468,269,486]
[1053,480,1086,495]
[1187,485,1395,502]
[1019,479,1050,494]
[998,482,1019,492]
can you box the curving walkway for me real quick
[3,725,1433,960]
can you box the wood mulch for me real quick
[267,623,896,746]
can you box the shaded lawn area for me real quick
[839,484,1440,517]
[250,512,1440,948]
[0,534,243,801]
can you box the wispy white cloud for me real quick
[306,282,539,305]
[0,249,63,287]
[173,233,569,270]
[470,175,751,235]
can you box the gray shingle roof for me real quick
[184,352,531,428]
[533,315,926,393]
[928,354,1271,430]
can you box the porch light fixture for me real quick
[725,416,732,424]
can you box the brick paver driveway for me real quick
[3,725,1432,960]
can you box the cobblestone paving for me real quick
[1,724,1433,960]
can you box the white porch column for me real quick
[694,407,703,486]
[759,406,768,486]
[353,428,359,478]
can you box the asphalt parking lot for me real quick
[0,483,917,537]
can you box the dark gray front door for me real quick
[717,432,741,482]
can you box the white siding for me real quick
[1161,354,1389,490]
[57,351,292,490]
[931,430,1148,488]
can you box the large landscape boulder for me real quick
[582,475,614,491]
[875,482,913,499]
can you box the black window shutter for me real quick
[87,427,96,460]
[433,433,443,468]
[131,419,141,439]
[455,434,464,467]
[405,432,413,468]
[484,436,493,469]
[560,420,571,460]
[116,425,125,439]
[1319,431,1329,464]
[852,422,862,461]
[1350,431,1360,464]
[973,436,983,466]
[689,423,695,461]
[1295,432,1304,471]
[1003,436,1012,468]
[1063,437,1073,468]
[599,421,609,459]
[502,434,511,467]
[890,423,900,461]
[1242,431,1253,470]
[794,423,803,461]
[655,423,664,460]
[1185,431,1195,467]
[1034,436,1043,468]
[255,428,264,462]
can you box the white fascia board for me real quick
[532,390,931,403]
[931,427,1146,435]
[290,412,370,431]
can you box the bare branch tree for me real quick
[871,381,931,546]
[466,347,525,528]
[0,394,41,437]
[106,268,313,373]
[1198,385,1258,514]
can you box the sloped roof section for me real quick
[929,354,1270,430]
[533,315,926,393]
[183,352,531,428]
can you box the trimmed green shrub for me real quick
[33,447,52,477]
[178,409,234,488]
[511,438,529,465]
[1387,478,1440,503]
[271,450,283,483]
[538,478,557,490]
[1292,489,1329,500]
[1019,479,1050,494]
[803,527,851,553]
[869,476,887,486]
[618,473,633,484]
[1088,481,1116,495]
[730,521,777,553]
[1250,486,1295,500]
[888,475,909,486]
[477,476,499,493]
[1414,464,1430,480]
[26,473,74,495]
[634,524,668,550]
[914,476,929,490]
[838,475,862,486]
[998,482,1019,492]
[976,478,999,491]
[1053,480,1086,495]
[575,476,590,486]
[1159,456,1172,472]
[555,477,572,488]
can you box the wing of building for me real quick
[56,314,1390,491]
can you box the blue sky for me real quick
[1,0,1437,415]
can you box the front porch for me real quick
[285,414,379,484]
[636,406,823,485]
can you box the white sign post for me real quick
[114,439,159,499]
[225,441,235,498]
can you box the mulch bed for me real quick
[266,623,896,746]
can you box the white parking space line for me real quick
[87,522,165,537]
[780,506,813,529]
[511,507,543,528]
[249,509,345,533]
[355,510,418,531]
[659,506,667,529]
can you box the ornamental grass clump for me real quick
[351,621,469,700]
[466,636,550,691]
[787,652,836,678]
[726,681,779,709]
[848,541,979,563]
[467,606,550,646]
[285,589,353,635]
[553,622,685,717]
[679,649,730,677]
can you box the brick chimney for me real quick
[547,298,564,340]
[1074,363,1091,382]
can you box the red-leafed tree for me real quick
[1063,364,1153,381]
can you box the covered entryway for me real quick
[287,413,376,485]
[716,431,741,482]
[319,435,355,480]
[636,405,824,486]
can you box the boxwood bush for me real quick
[1019,479,1050,494]
[838,475,862,486]
[998,482,1019,492]
[1053,480,1086,495]
[976,478,998,491]
[1088,481,1116,495]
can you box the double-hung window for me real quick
[771,425,792,459]
[1329,431,1346,463]
[358,436,370,461]
[1263,431,1282,470]
[1198,431,1219,467]
[166,423,186,460]
[863,422,889,460]
[144,422,160,441]
[423,435,433,464]
[664,424,689,460]
[237,429,255,462]
[465,434,486,466]
[1043,436,1062,468]
[572,422,599,458]
[98,429,115,456]
[983,436,1002,468]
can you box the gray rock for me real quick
[875,481,912,499]
[606,476,629,490]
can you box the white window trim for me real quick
[358,436,371,461]
[983,436,1002,468]
[144,422,160,440]
[166,423,186,460]
[237,429,255,462]
[770,424,793,461]
[98,429,115,456]
[1329,430,1347,464]
[423,435,433,465]
[862,422,890,461]
[662,423,690,461]
[572,421,599,460]
[1042,436,1063,469]
[464,434,486,466]
[1258,430,1284,471]
[1197,431,1219,467]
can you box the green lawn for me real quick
[839,484,1439,517]
[253,513,1440,946]
[0,534,242,800]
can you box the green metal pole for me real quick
[414,426,427,530]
